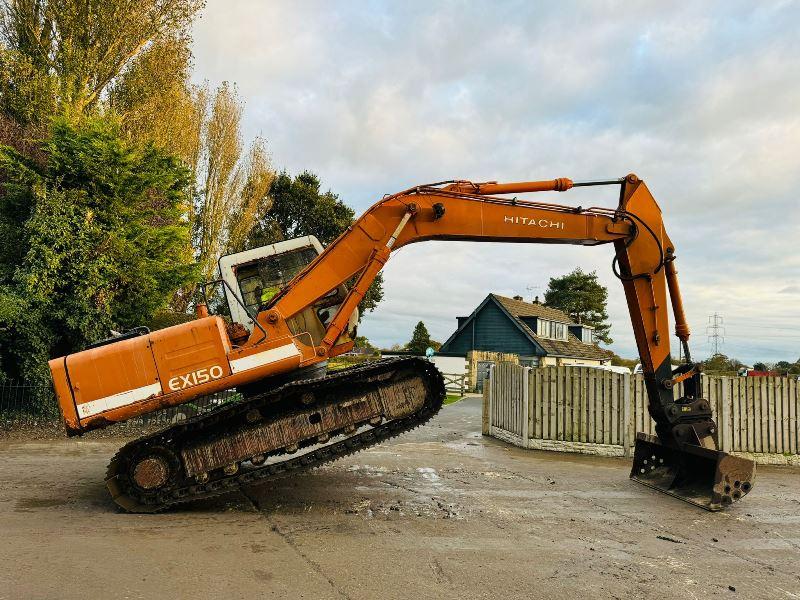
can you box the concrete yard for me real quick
[1,396,799,600]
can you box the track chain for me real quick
[105,357,445,512]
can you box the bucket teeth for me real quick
[630,433,755,511]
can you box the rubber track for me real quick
[105,357,445,513]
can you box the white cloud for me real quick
[192,0,800,363]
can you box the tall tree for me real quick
[108,34,203,167]
[248,171,355,246]
[0,2,273,299]
[0,116,196,383]
[543,268,612,344]
[406,321,432,355]
[0,0,203,123]
[247,170,384,317]
[181,82,275,283]
[224,138,275,254]
[195,81,242,279]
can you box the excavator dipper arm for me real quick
[260,173,754,509]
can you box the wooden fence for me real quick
[483,363,800,464]
[442,373,467,395]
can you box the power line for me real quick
[706,312,725,355]
[725,324,800,332]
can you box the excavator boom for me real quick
[49,173,755,512]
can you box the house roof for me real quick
[477,294,613,361]
[492,294,575,324]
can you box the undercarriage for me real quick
[105,357,445,512]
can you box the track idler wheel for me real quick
[132,456,171,490]
[128,446,180,493]
[630,432,755,510]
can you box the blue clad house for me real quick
[439,293,613,368]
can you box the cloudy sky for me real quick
[192,1,799,364]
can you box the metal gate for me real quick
[476,361,493,392]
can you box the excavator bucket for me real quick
[630,433,755,511]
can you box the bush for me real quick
[0,116,196,385]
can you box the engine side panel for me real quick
[50,316,318,436]
[149,317,232,394]
[60,335,162,430]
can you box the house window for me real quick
[538,320,567,340]
[538,319,550,338]
[580,327,594,343]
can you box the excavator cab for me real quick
[216,236,358,346]
[219,236,322,332]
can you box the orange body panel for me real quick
[51,316,320,435]
[149,317,232,391]
[50,334,162,434]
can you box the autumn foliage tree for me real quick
[0,0,381,387]
[115,65,276,291]
[106,29,276,288]
[0,0,204,123]
[192,83,275,280]
[108,33,203,167]
[0,1,274,295]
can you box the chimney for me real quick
[513,295,523,301]
[533,295,540,304]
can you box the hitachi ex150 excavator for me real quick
[49,174,755,512]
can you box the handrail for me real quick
[198,278,269,344]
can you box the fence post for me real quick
[482,364,494,435]
[522,367,530,447]
[623,372,633,457]
[719,376,729,452]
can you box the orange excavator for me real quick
[49,173,755,512]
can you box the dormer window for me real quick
[537,319,568,340]
[569,324,595,343]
